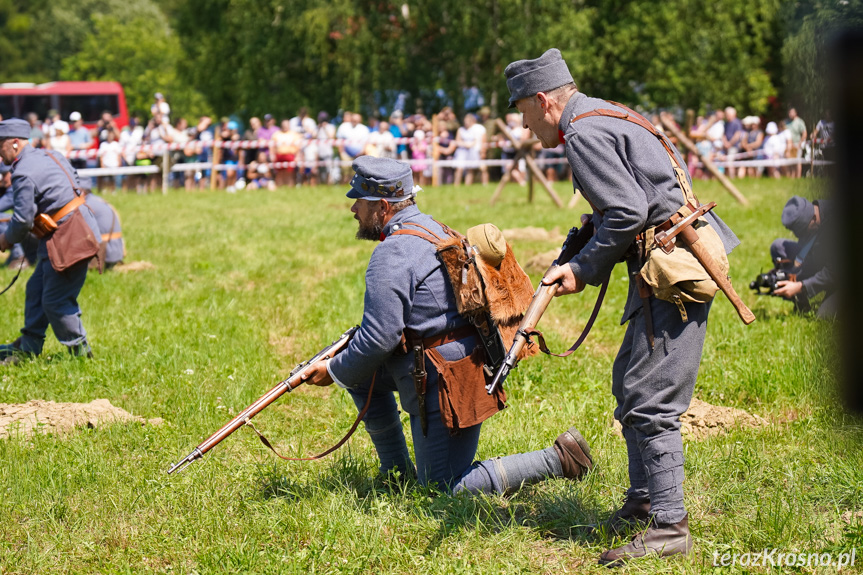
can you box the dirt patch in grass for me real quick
[502,227,564,243]
[523,249,560,274]
[0,399,163,438]
[612,398,769,440]
[680,398,770,439]
[114,260,156,272]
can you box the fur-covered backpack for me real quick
[392,220,538,430]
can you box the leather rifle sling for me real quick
[244,372,378,461]
[522,274,610,357]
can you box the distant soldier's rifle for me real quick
[168,326,359,474]
[486,221,608,395]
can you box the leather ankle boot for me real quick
[598,513,693,567]
[553,426,594,480]
[599,496,651,534]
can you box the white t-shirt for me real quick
[763,132,789,159]
[706,120,725,149]
[459,123,486,150]
[99,141,123,168]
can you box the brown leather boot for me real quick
[553,427,594,480]
[598,514,693,567]
[599,496,651,534]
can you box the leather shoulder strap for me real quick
[43,151,82,197]
[570,101,697,205]
[390,228,441,244]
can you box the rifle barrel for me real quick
[167,326,358,474]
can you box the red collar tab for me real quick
[558,129,565,144]
[379,231,387,242]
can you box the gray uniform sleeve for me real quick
[5,174,37,245]
[328,240,415,386]
[0,193,14,213]
[802,268,832,299]
[566,130,647,285]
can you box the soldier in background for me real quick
[84,186,125,270]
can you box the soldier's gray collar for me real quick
[381,204,422,237]
[558,92,585,134]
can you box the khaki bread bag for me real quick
[639,203,730,307]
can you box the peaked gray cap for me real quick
[504,48,574,108]
[347,156,415,201]
[0,118,31,140]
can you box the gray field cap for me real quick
[347,156,416,201]
[0,118,31,140]
[504,48,574,108]
[782,196,816,239]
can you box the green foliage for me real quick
[583,0,783,113]
[782,0,863,119]
[0,0,51,82]
[1,0,849,131]
[59,14,212,120]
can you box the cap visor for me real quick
[346,187,366,199]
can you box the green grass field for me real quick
[0,177,860,574]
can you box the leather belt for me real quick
[419,324,476,349]
[101,232,123,242]
[49,195,86,224]
[635,201,699,244]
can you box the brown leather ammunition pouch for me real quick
[36,153,101,273]
[31,213,59,239]
[427,345,505,431]
[46,207,100,273]
[404,324,505,432]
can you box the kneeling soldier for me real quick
[300,156,593,493]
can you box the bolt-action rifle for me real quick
[168,326,358,474]
[486,221,602,395]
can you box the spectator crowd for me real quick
[15,93,837,194]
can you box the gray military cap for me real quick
[0,118,31,140]
[781,196,816,239]
[504,48,574,108]
[347,156,417,201]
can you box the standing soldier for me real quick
[0,119,101,365]
[299,156,594,494]
[504,49,741,565]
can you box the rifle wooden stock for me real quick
[167,326,358,474]
[487,223,594,394]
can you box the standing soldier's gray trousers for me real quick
[19,257,91,355]
[612,297,710,525]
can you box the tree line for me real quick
[1,0,859,122]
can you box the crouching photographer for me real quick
[752,196,836,318]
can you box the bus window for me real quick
[0,96,14,119]
[21,95,52,120]
[60,95,120,123]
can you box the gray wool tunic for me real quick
[327,204,473,414]
[559,92,739,323]
[7,145,100,256]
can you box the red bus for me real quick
[0,81,129,130]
